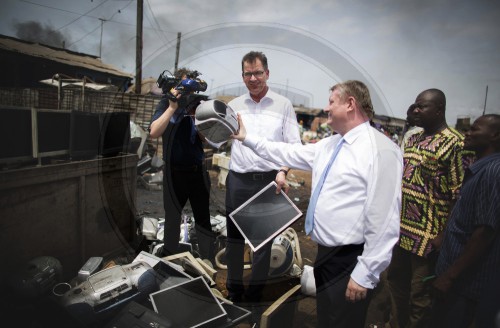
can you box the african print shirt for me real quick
[398,127,474,257]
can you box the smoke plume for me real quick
[14,21,72,49]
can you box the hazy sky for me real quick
[1,0,499,122]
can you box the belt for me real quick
[232,170,278,181]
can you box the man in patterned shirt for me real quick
[387,88,474,327]
[430,114,500,328]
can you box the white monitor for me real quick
[229,181,303,252]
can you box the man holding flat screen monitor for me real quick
[224,51,302,315]
[232,80,403,328]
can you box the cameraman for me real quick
[149,67,215,263]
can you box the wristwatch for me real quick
[278,168,289,176]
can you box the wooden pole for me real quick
[174,32,181,72]
[135,0,143,94]
[482,85,488,115]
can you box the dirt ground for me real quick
[136,167,318,327]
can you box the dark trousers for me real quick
[314,243,372,328]
[429,291,477,328]
[387,247,434,328]
[162,165,215,260]
[225,170,277,302]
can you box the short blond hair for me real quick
[331,80,374,120]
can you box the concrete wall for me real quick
[0,154,138,284]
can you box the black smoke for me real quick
[14,21,72,49]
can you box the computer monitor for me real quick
[99,112,131,157]
[0,107,35,165]
[150,277,227,327]
[229,181,303,252]
[69,110,100,160]
[37,109,71,157]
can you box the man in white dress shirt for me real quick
[224,51,302,309]
[232,80,402,327]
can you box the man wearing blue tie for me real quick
[232,80,403,328]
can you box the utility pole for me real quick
[174,32,181,72]
[99,18,106,58]
[135,0,143,94]
[483,85,488,115]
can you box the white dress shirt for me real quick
[244,121,403,288]
[228,89,301,173]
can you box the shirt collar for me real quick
[341,121,371,145]
[243,88,274,104]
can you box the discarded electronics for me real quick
[106,252,250,327]
[229,181,303,252]
[139,215,196,258]
[129,121,148,159]
[55,252,192,326]
[139,171,163,191]
[150,277,227,327]
[57,261,158,326]
[267,228,303,278]
[137,154,152,175]
[195,99,238,146]
[8,256,63,299]
[77,256,103,282]
[104,300,174,328]
[212,226,304,279]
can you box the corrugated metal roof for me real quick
[0,34,133,78]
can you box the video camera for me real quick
[156,69,208,102]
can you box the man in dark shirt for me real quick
[430,114,500,327]
[149,68,215,262]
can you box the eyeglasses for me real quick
[242,70,266,78]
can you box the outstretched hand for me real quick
[231,113,247,141]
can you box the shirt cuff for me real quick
[350,262,379,289]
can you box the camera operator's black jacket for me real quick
[151,96,204,167]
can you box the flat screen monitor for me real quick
[37,110,71,155]
[150,277,227,328]
[217,296,251,327]
[0,107,33,162]
[99,112,131,157]
[69,110,100,160]
[229,181,303,252]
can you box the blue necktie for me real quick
[304,138,344,235]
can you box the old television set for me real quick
[229,181,303,252]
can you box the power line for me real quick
[144,0,169,44]
[18,0,175,36]
[33,0,111,32]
